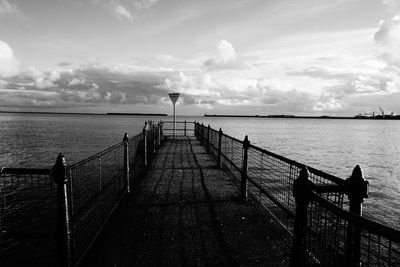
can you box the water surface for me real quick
[1,113,399,229]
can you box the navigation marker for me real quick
[168,93,180,138]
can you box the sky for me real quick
[0,0,400,115]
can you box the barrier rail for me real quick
[2,120,399,266]
[1,121,161,266]
[162,120,195,137]
[194,122,400,267]
[0,168,57,265]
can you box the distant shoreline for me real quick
[204,114,400,120]
[0,111,168,116]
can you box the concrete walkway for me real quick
[81,137,289,266]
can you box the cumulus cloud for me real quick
[204,40,247,70]
[375,14,400,68]
[0,40,19,77]
[68,78,86,86]
[313,94,343,112]
[0,63,172,109]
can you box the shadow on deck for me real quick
[81,137,290,266]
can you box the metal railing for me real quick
[0,168,57,266]
[162,120,195,137]
[1,121,162,266]
[194,122,400,267]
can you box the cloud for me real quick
[58,61,73,67]
[113,4,133,21]
[204,40,247,71]
[68,78,86,86]
[382,0,400,14]
[0,0,21,16]
[375,13,400,68]
[88,0,159,21]
[0,63,172,109]
[0,40,19,77]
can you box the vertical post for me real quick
[241,135,250,201]
[184,120,187,136]
[53,153,73,267]
[291,167,313,267]
[168,92,180,139]
[123,133,130,193]
[160,121,163,144]
[153,124,156,153]
[158,122,161,146]
[143,124,148,167]
[207,124,211,153]
[218,128,223,168]
[201,123,204,145]
[173,103,176,138]
[345,165,368,266]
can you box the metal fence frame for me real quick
[194,121,400,267]
[1,121,162,266]
[2,120,399,266]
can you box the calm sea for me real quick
[1,113,399,229]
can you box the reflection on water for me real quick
[1,114,399,229]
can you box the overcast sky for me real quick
[1,0,399,115]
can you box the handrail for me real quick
[1,120,161,266]
[1,167,51,175]
[311,192,400,242]
[249,144,345,185]
[194,121,400,266]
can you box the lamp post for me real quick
[168,92,180,138]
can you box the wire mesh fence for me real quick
[194,122,400,267]
[67,141,127,263]
[163,120,195,137]
[1,120,161,266]
[0,168,58,266]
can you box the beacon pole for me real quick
[168,92,180,139]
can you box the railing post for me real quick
[241,135,250,201]
[160,121,163,144]
[201,123,204,145]
[345,165,369,266]
[291,167,313,267]
[207,124,211,153]
[52,153,73,267]
[143,124,148,167]
[123,133,130,193]
[158,122,161,146]
[152,124,156,153]
[184,120,187,136]
[218,128,223,168]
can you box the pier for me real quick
[81,136,289,266]
[1,121,400,266]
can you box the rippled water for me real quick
[1,113,399,229]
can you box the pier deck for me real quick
[81,136,289,266]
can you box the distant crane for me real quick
[379,106,385,117]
